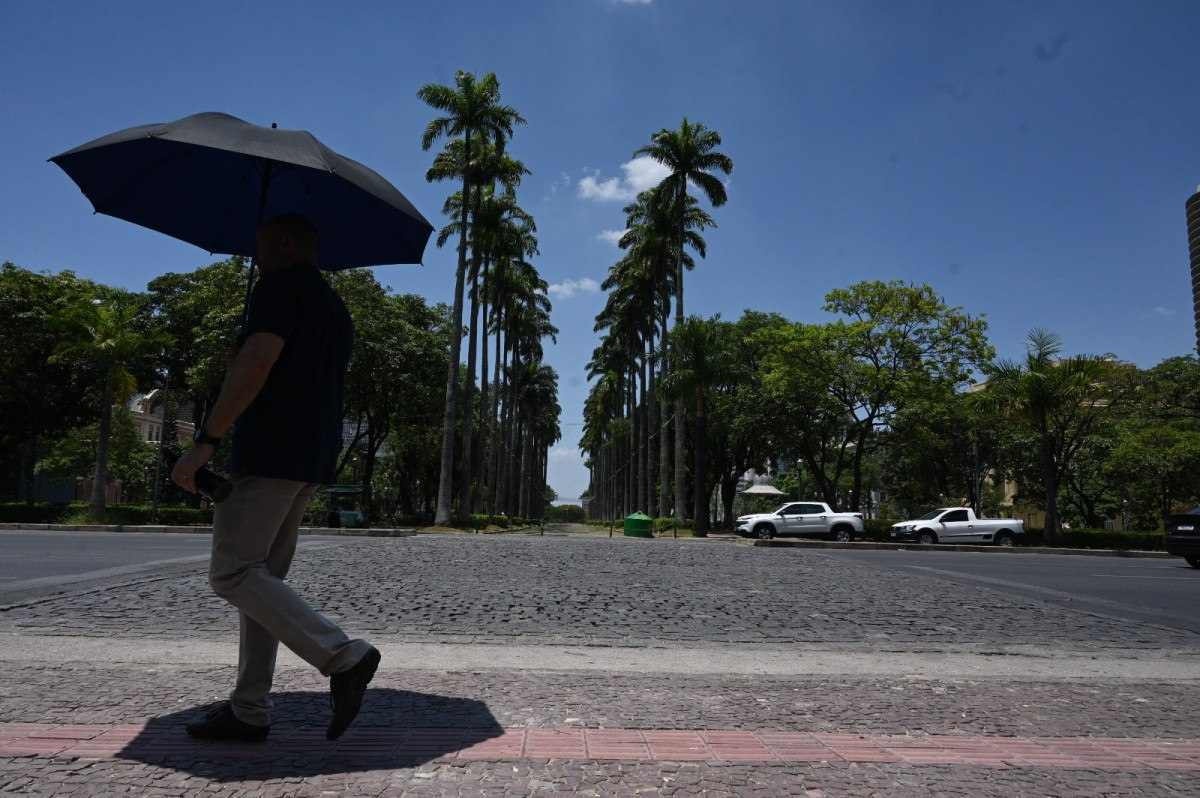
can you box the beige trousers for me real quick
[210,475,372,726]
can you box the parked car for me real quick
[1165,509,1200,569]
[736,502,865,541]
[890,507,1024,546]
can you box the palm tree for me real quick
[635,120,732,521]
[54,296,158,518]
[617,188,712,518]
[419,70,525,524]
[989,329,1116,540]
[661,315,735,536]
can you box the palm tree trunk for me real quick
[673,194,688,521]
[1042,440,1060,541]
[90,371,114,518]
[434,137,473,525]
[639,344,648,514]
[478,258,491,513]
[519,420,531,518]
[460,266,480,515]
[492,331,509,514]
[692,386,707,536]
[658,317,671,519]
[647,329,657,518]
[673,270,687,521]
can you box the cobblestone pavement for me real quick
[3,536,1197,648]
[5,535,1200,795]
[2,756,1196,796]
[6,664,1200,739]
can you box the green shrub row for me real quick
[1024,529,1165,550]
[460,514,531,529]
[0,502,212,526]
[544,504,585,523]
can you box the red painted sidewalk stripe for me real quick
[1,723,1199,771]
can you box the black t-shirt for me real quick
[231,265,353,484]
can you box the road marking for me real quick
[1091,575,1200,581]
[3,634,1200,680]
[889,564,1200,636]
[0,541,333,594]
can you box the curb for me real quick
[742,538,1172,558]
[0,523,417,537]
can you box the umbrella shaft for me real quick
[238,160,274,333]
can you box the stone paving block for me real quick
[6,536,1197,649]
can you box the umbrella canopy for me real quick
[50,112,433,269]
[740,483,785,497]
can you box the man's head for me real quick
[256,214,319,272]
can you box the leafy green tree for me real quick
[882,385,1008,518]
[52,293,163,517]
[760,282,990,511]
[635,120,732,521]
[1099,357,1200,527]
[662,315,737,536]
[989,329,1129,539]
[37,406,155,502]
[0,264,103,501]
[331,271,450,523]
[419,69,526,525]
[706,311,787,527]
[146,257,246,430]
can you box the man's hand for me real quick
[172,444,215,494]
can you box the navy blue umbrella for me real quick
[50,111,434,277]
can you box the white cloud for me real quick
[549,445,580,462]
[596,229,626,246]
[615,0,653,4]
[1153,306,1176,317]
[548,277,601,299]
[577,156,671,202]
[543,171,573,202]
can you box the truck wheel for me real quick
[918,530,937,545]
[832,525,853,542]
[1187,555,1200,569]
[994,531,1015,547]
[755,524,774,540]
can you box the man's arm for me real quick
[171,332,285,493]
[203,332,285,437]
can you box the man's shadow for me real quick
[117,688,504,780]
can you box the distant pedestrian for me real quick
[173,214,379,742]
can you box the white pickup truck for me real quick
[736,502,865,541]
[890,507,1025,546]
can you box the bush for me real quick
[0,502,212,526]
[862,519,895,541]
[0,502,70,524]
[1024,528,1164,550]
[545,504,585,523]
[61,504,213,525]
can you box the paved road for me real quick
[3,533,1198,650]
[0,530,212,582]
[0,530,338,604]
[818,547,1200,634]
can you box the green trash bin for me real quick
[624,512,653,538]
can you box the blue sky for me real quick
[2,0,1198,503]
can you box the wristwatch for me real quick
[193,430,222,448]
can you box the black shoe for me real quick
[186,703,269,742]
[327,646,381,740]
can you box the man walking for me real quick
[173,214,379,742]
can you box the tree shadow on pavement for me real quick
[116,689,504,780]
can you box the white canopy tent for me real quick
[739,483,785,497]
